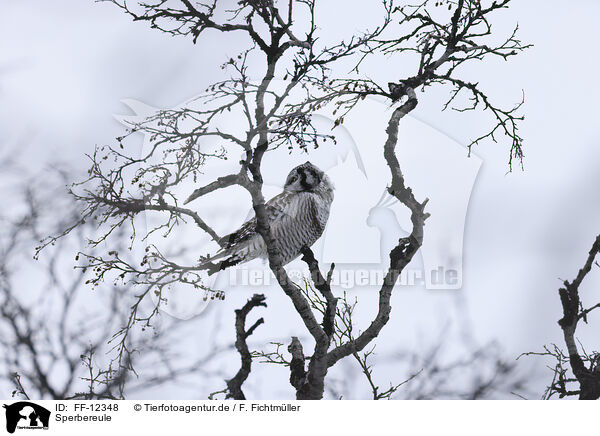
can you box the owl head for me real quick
[284,162,326,192]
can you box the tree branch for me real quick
[556,234,600,400]
[226,294,267,400]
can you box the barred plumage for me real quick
[204,162,334,273]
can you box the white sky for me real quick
[1,0,600,399]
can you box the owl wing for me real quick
[220,192,293,249]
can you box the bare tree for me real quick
[247,282,529,400]
[523,235,600,400]
[37,0,528,399]
[1,169,230,399]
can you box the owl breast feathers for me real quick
[204,162,334,273]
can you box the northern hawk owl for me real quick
[204,162,334,273]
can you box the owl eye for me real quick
[288,175,297,183]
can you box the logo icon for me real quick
[3,402,50,434]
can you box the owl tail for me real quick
[199,249,244,276]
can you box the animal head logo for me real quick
[3,402,50,434]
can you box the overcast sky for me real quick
[2,1,600,399]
